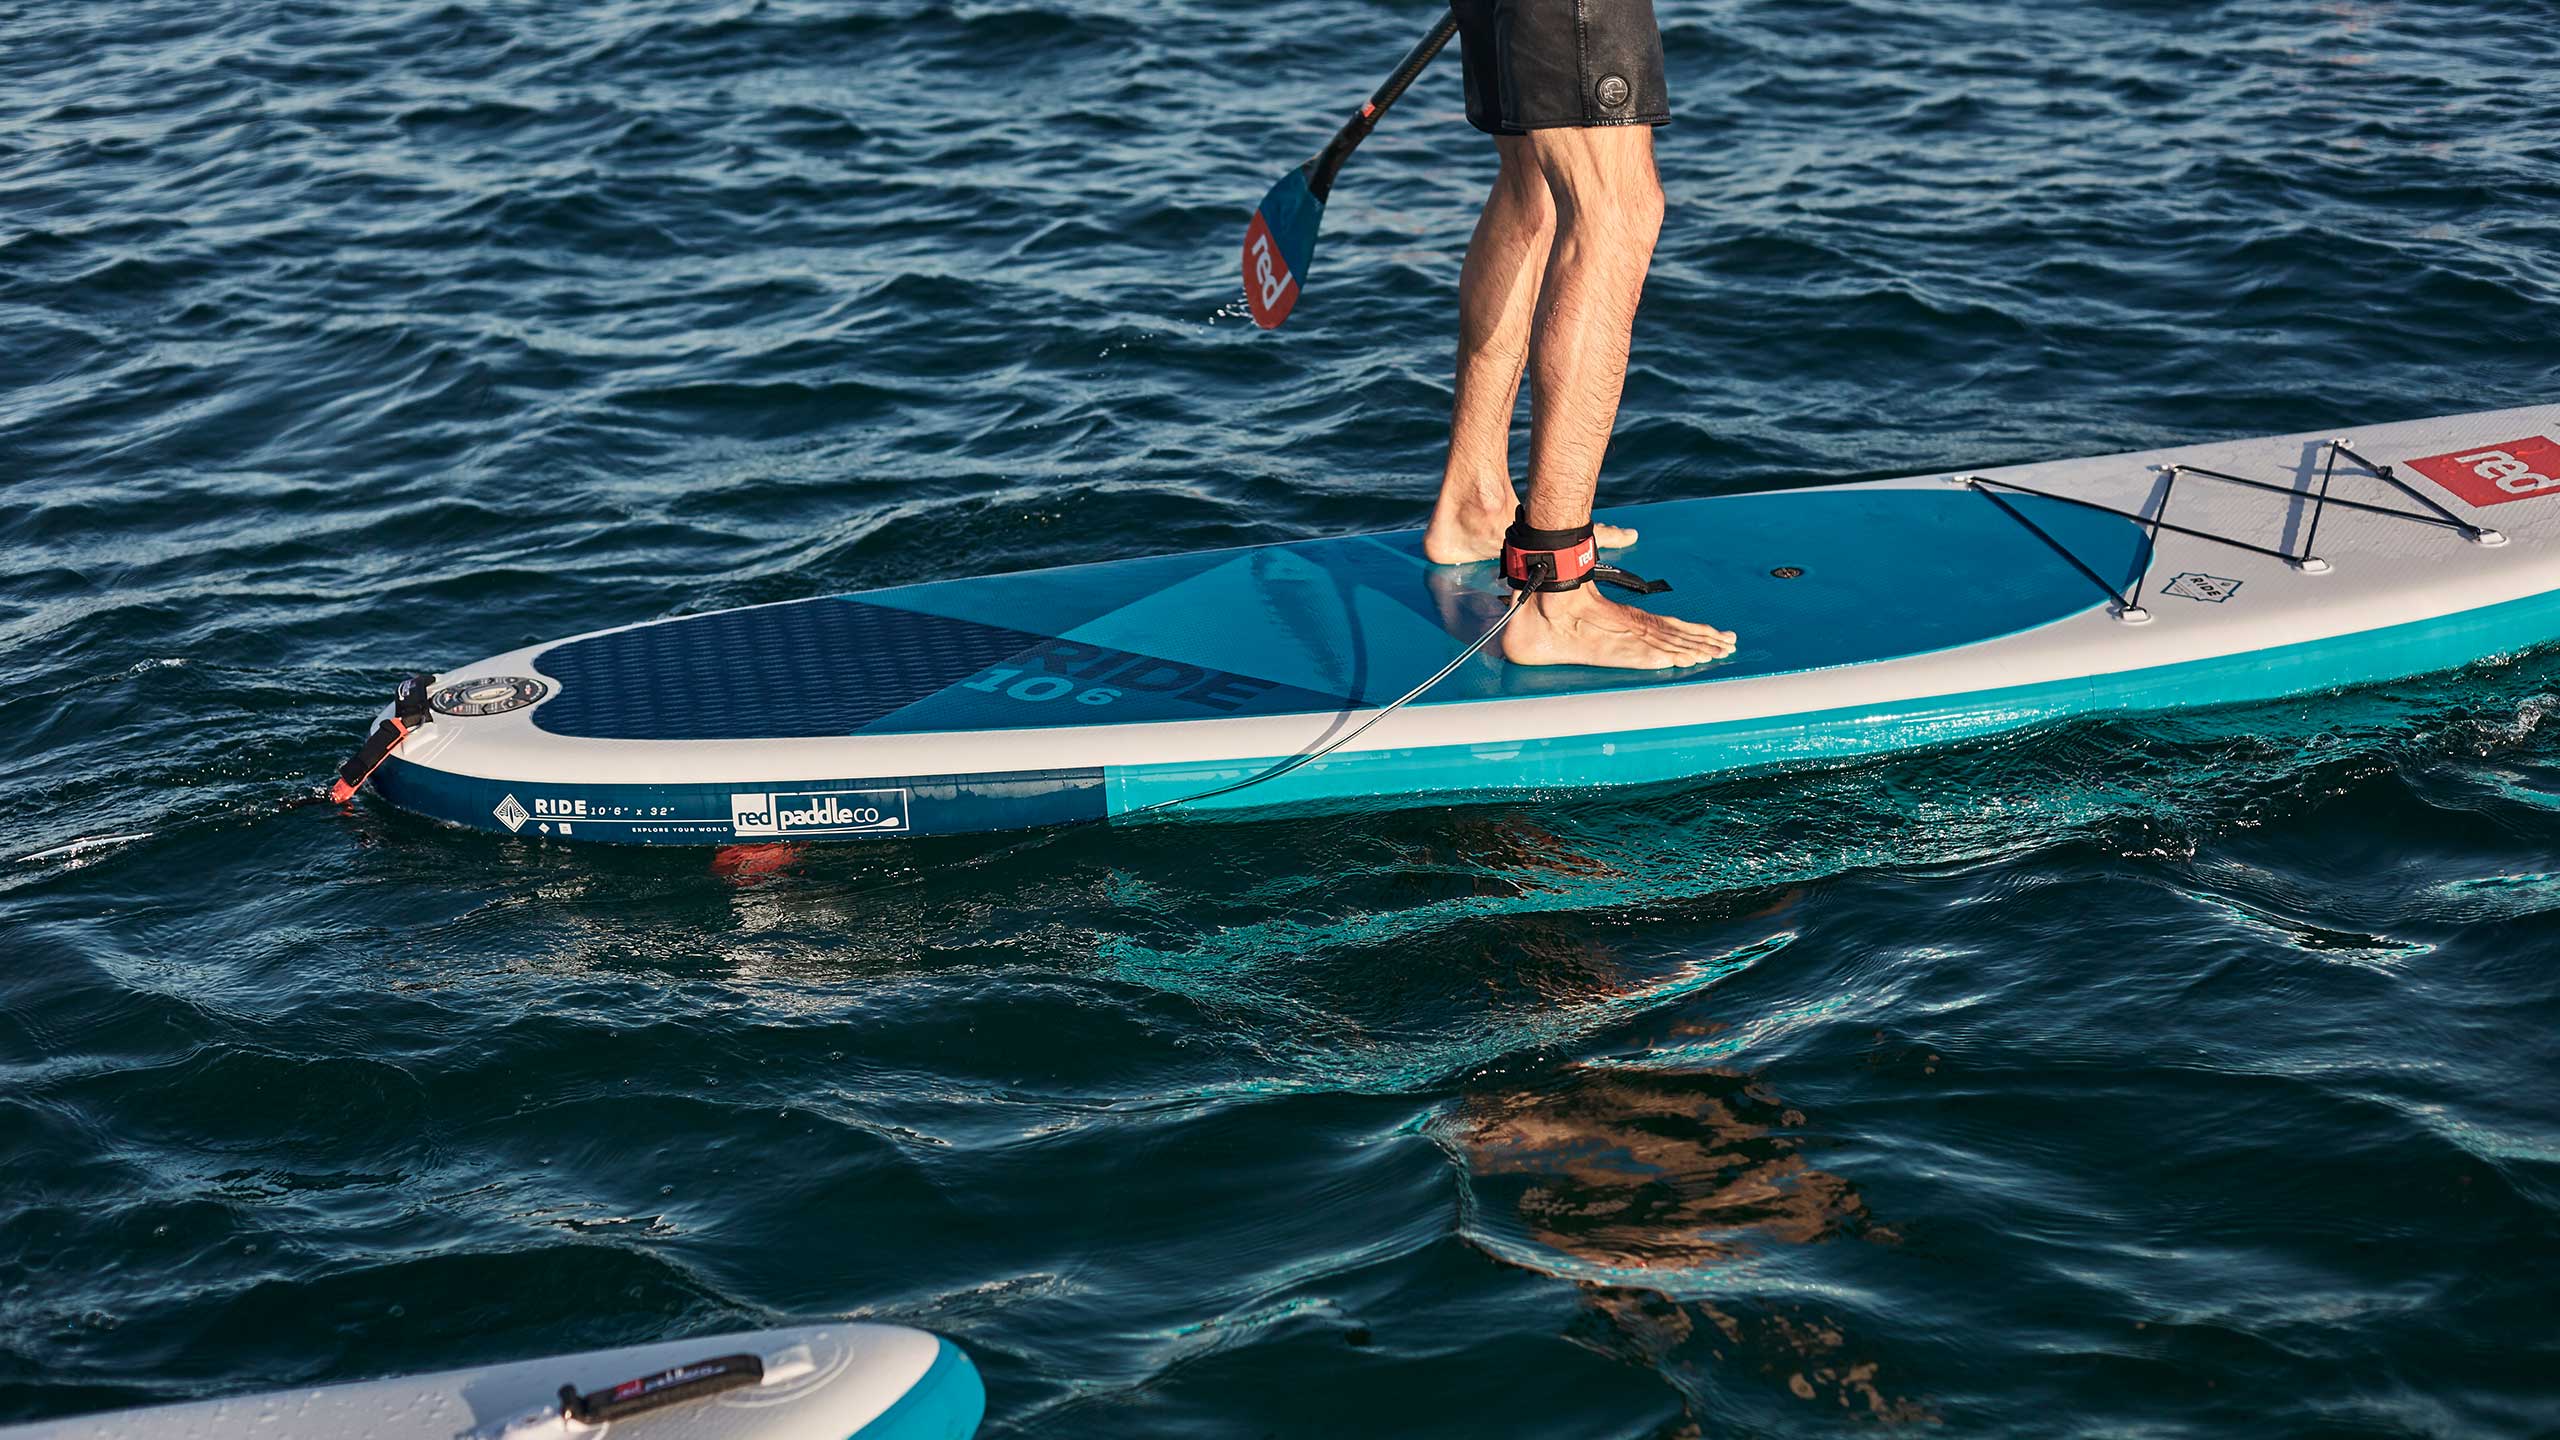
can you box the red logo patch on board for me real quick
[2404,436,2560,507]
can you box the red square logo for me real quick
[2405,436,2560,507]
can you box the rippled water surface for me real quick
[7,1,2560,1434]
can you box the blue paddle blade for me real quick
[1243,166,1322,329]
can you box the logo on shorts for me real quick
[730,789,910,837]
[2405,437,2560,507]
[1595,74,1631,109]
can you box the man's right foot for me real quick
[1502,584,1736,670]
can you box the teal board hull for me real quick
[1105,580,2560,817]
[859,1339,986,1440]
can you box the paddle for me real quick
[1242,11,1459,329]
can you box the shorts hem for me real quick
[1467,113,1672,135]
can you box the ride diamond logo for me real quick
[2406,436,2560,506]
[491,794,531,832]
[2164,573,2242,603]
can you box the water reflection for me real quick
[1454,1063,1932,1426]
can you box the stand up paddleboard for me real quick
[337,406,2560,844]
[1,1325,981,1440]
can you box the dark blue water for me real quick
[7,1,2560,1434]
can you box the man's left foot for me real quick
[1422,489,1636,566]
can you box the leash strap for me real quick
[1499,508,1670,595]
[328,673,435,803]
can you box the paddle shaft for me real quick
[1306,10,1459,200]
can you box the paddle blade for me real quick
[1243,166,1322,329]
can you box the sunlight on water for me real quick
[4,0,2558,1434]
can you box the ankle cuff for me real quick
[1501,507,1598,591]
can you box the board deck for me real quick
[521,488,2146,741]
[361,406,2560,843]
[1,1325,982,1440]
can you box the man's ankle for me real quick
[1435,476,1513,511]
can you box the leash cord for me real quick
[1131,592,1521,817]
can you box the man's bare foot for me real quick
[1422,486,1637,566]
[1502,584,1736,670]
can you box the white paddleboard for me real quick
[345,406,2560,842]
[2,1325,981,1440]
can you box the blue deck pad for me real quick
[864,546,1236,636]
[533,599,1052,740]
[851,538,1451,732]
[851,632,1357,735]
[863,488,2150,730]
[532,489,2150,742]
[1060,539,1463,704]
[1429,489,2154,701]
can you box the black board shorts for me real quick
[1451,0,1670,135]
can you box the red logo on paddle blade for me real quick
[2406,436,2560,507]
[1243,211,1297,329]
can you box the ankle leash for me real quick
[1499,507,1671,595]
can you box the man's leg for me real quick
[1503,125,1733,670]
[1422,137,1637,566]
